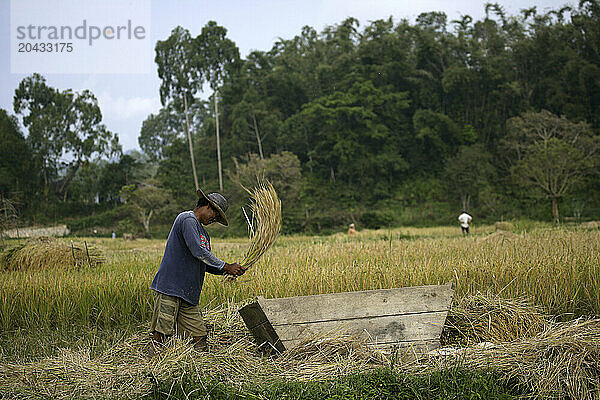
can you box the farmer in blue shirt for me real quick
[148,189,245,355]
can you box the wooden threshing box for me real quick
[239,283,454,353]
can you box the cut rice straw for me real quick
[3,296,600,399]
[423,318,600,400]
[225,181,281,281]
[0,236,104,270]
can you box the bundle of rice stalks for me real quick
[444,292,549,345]
[456,318,600,399]
[226,181,281,280]
[0,236,104,270]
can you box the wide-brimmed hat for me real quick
[196,189,229,226]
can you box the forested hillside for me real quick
[2,2,599,236]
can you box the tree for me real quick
[155,27,198,106]
[155,23,240,191]
[144,5,600,229]
[96,152,154,204]
[504,110,599,222]
[69,160,105,205]
[443,144,496,210]
[13,74,121,200]
[0,109,36,200]
[120,181,170,237]
[193,21,240,191]
[227,151,303,233]
[281,80,411,200]
[156,137,198,200]
[228,152,302,204]
[413,109,476,172]
[231,87,278,159]
[139,100,208,161]
[138,106,181,162]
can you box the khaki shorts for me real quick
[150,291,208,337]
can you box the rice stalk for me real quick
[0,236,104,270]
[226,181,281,281]
[426,318,600,399]
[0,302,387,399]
[444,292,549,345]
[3,297,600,399]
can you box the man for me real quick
[148,189,245,355]
[458,210,472,235]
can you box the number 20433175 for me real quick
[18,42,73,52]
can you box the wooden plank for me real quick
[274,311,448,346]
[259,284,453,326]
[239,284,454,353]
[238,301,269,330]
[249,322,286,353]
[239,302,286,353]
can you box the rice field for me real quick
[1,223,599,399]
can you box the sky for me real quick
[1,0,572,153]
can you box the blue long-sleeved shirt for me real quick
[150,211,225,305]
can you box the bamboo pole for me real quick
[214,92,223,191]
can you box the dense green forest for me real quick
[1,1,599,236]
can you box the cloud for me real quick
[91,91,161,151]
[96,91,161,120]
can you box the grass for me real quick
[0,223,599,398]
[146,368,522,399]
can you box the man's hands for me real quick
[223,262,245,276]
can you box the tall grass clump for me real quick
[0,236,104,270]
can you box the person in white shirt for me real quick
[458,210,472,235]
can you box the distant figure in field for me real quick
[112,231,116,239]
[348,223,357,235]
[458,210,472,235]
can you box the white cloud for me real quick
[91,91,161,151]
[96,91,161,120]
